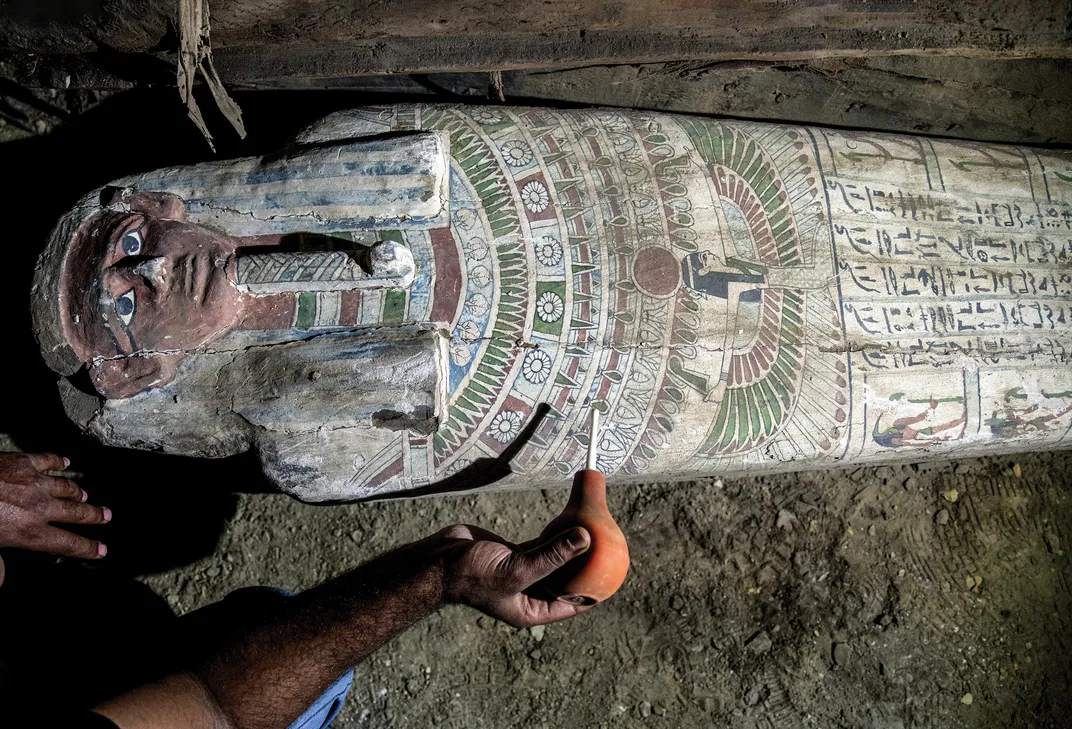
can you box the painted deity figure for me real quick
[871,395,967,449]
[33,105,1072,501]
[987,387,1072,438]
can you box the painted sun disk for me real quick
[32,104,1072,501]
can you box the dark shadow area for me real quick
[0,449,264,716]
[0,554,181,719]
[365,403,554,501]
[240,230,377,256]
[0,554,299,721]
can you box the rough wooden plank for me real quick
[5,55,1070,146]
[220,58,1072,145]
[205,30,1072,85]
[500,58,1072,145]
[2,1,1070,64]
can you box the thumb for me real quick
[0,553,5,589]
[507,527,590,589]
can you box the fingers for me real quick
[33,525,106,560]
[495,594,594,629]
[506,527,590,589]
[527,598,593,626]
[24,452,68,473]
[436,524,472,540]
[461,524,516,548]
[437,523,516,548]
[42,475,86,502]
[47,498,111,526]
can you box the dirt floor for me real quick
[133,451,1072,729]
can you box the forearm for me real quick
[98,541,445,729]
[200,542,444,729]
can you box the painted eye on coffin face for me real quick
[115,289,136,326]
[121,229,143,256]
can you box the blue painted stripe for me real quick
[136,159,428,191]
[184,185,434,212]
[406,234,433,320]
[185,203,441,232]
[241,160,424,185]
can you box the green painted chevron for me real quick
[422,109,530,463]
[676,117,803,267]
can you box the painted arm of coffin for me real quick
[59,327,448,500]
[111,131,451,235]
[235,244,415,294]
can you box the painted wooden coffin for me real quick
[34,105,1072,500]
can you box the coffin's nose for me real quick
[133,256,169,286]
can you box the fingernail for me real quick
[102,507,112,522]
[80,489,88,503]
[97,543,108,557]
[62,457,70,468]
[567,528,589,551]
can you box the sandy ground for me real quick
[137,452,1072,729]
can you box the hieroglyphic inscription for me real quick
[815,132,1072,458]
[822,137,1072,374]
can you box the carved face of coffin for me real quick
[56,190,245,399]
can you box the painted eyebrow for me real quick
[106,214,148,257]
[95,272,138,355]
[102,218,144,352]
[92,275,129,355]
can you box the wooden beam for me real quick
[5,55,1071,146]
[2,1,1070,67]
[204,30,1072,84]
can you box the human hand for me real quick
[0,452,110,587]
[432,523,593,628]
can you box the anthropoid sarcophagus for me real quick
[33,105,1072,501]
